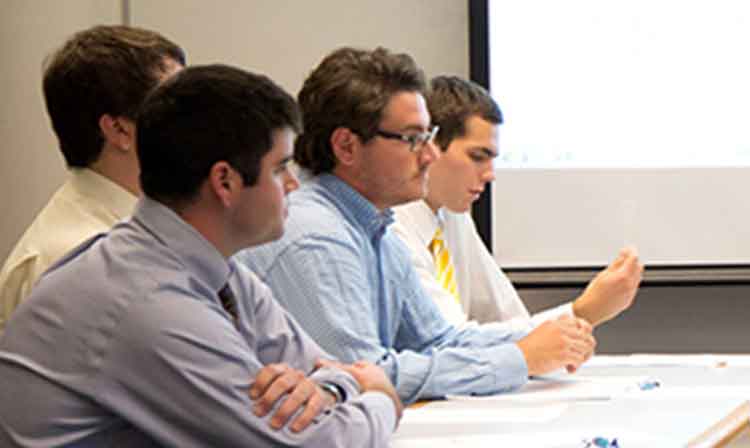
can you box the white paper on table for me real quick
[400,402,568,425]
[447,375,658,403]
[625,385,750,401]
[391,429,677,448]
[583,354,750,368]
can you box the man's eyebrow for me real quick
[472,147,499,158]
[276,156,293,166]
[397,124,429,133]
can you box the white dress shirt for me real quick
[0,168,136,332]
[392,200,573,332]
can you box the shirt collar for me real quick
[316,174,394,238]
[69,168,137,220]
[132,197,230,293]
[406,200,443,247]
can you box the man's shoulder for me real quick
[12,183,119,266]
[236,191,367,281]
[274,183,360,241]
[288,182,349,226]
[442,210,478,243]
[0,191,107,304]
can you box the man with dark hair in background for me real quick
[0,25,184,332]
[0,64,401,447]
[392,75,643,332]
[236,47,596,405]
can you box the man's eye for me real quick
[406,135,421,145]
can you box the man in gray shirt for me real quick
[0,65,401,447]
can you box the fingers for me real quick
[253,369,305,418]
[289,387,327,432]
[250,363,290,401]
[616,247,643,274]
[268,377,317,431]
[609,252,627,270]
[625,252,645,277]
[609,246,639,271]
[561,318,596,369]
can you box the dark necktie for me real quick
[218,284,239,326]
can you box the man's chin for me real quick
[446,202,471,214]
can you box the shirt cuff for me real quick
[492,343,529,391]
[357,391,399,432]
[309,365,361,401]
[530,301,575,328]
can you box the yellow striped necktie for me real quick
[428,227,460,304]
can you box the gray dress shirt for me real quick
[0,197,395,447]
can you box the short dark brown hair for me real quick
[427,76,503,150]
[137,65,301,204]
[294,47,426,175]
[43,25,185,168]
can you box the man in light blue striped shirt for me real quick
[236,47,597,404]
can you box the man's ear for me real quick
[330,127,360,167]
[208,161,240,208]
[99,115,136,152]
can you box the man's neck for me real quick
[88,148,141,197]
[330,168,387,211]
[424,196,442,215]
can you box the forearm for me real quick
[263,392,397,448]
[105,342,396,447]
[376,343,528,403]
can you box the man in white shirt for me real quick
[392,75,644,331]
[0,25,185,332]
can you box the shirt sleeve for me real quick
[460,213,576,328]
[256,236,530,404]
[0,253,44,334]
[390,260,530,402]
[458,213,530,326]
[232,264,367,404]
[97,284,396,448]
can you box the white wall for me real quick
[0,0,121,261]
[0,0,468,261]
[130,0,468,96]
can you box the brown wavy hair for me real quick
[294,47,426,174]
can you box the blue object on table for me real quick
[637,379,661,391]
[582,436,619,447]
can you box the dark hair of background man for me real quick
[43,25,185,168]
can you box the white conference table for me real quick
[391,354,750,447]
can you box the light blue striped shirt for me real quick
[236,174,530,404]
[0,197,395,448]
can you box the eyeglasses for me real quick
[374,126,439,152]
